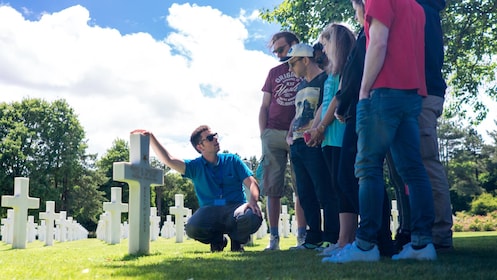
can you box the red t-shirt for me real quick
[364,0,427,96]
[261,63,301,130]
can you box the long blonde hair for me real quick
[319,23,356,76]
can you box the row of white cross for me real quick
[0,176,400,249]
[1,178,89,248]
[1,134,401,254]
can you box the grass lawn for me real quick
[1,231,496,280]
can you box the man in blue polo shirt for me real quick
[132,125,263,252]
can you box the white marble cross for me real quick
[96,213,106,241]
[27,216,37,243]
[169,194,190,243]
[255,201,267,239]
[160,215,175,238]
[103,187,129,244]
[55,211,68,242]
[280,205,290,238]
[39,201,60,246]
[113,134,164,254]
[38,220,46,242]
[149,207,161,241]
[391,200,399,234]
[1,177,40,249]
[1,209,14,244]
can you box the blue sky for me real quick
[0,1,495,160]
[4,0,282,49]
[0,1,288,160]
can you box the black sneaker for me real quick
[210,236,228,252]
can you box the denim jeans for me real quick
[355,89,434,248]
[337,117,359,214]
[185,204,262,245]
[291,139,337,244]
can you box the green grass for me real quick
[1,232,496,280]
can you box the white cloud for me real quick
[0,4,280,161]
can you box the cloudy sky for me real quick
[1,1,495,164]
[0,1,285,161]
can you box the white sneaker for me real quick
[322,242,380,263]
[392,243,437,261]
[318,243,342,256]
[264,235,280,251]
[296,234,306,247]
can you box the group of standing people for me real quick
[132,0,453,260]
[258,0,453,263]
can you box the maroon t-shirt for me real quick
[261,63,301,130]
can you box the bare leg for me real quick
[337,213,357,247]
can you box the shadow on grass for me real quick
[100,236,497,280]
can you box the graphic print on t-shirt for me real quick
[274,71,299,107]
[292,86,321,139]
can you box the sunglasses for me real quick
[272,44,288,55]
[288,57,303,68]
[200,133,218,143]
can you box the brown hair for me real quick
[269,31,300,48]
[190,125,210,153]
[319,23,356,75]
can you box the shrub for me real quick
[470,192,497,215]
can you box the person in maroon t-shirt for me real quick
[258,31,306,250]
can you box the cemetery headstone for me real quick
[1,209,14,244]
[103,187,129,244]
[280,205,290,238]
[56,211,68,242]
[169,194,190,243]
[150,207,160,241]
[1,177,40,249]
[113,133,164,254]
[39,201,59,246]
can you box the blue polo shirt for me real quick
[183,153,253,207]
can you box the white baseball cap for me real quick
[281,43,314,62]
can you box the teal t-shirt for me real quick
[321,74,345,148]
[183,153,252,207]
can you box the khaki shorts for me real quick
[260,129,296,197]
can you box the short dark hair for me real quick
[269,31,300,48]
[190,125,210,153]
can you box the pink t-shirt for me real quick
[261,63,301,130]
[365,0,427,96]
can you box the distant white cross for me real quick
[103,187,129,244]
[55,211,68,242]
[280,205,290,238]
[39,201,60,246]
[113,134,163,254]
[149,207,161,241]
[169,194,190,243]
[1,177,40,249]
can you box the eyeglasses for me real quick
[288,57,303,68]
[272,44,288,55]
[200,133,218,143]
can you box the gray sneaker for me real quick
[264,235,280,251]
[296,234,306,247]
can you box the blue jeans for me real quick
[355,89,434,248]
[185,204,262,245]
[291,139,337,243]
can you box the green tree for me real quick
[478,122,497,193]
[439,119,486,211]
[96,138,130,202]
[260,0,497,123]
[0,98,102,222]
